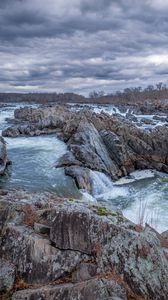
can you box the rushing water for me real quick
[0,104,81,198]
[69,103,168,130]
[90,170,168,233]
[0,103,168,232]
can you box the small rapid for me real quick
[89,170,168,233]
[69,103,168,130]
[90,170,129,200]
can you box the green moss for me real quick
[92,205,125,224]
[69,198,75,202]
[96,207,108,216]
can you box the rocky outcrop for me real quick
[0,190,168,299]
[2,105,69,137]
[0,137,8,175]
[2,105,168,187]
[67,119,122,180]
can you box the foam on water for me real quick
[123,177,168,233]
[81,190,96,202]
[90,170,129,201]
[89,170,168,233]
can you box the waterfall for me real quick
[89,170,129,201]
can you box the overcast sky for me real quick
[0,0,168,95]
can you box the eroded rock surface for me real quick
[0,190,168,299]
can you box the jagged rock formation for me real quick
[3,105,168,189]
[0,137,8,175]
[0,190,168,299]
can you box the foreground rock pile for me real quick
[2,105,168,190]
[0,190,168,299]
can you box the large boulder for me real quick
[0,190,168,299]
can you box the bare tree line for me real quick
[0,82,168,105]
[89,82,168,103]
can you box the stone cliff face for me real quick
[0,190,168,299]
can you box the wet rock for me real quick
[140,117,155,125]
[0,137,8,175]
[65,166,92,192]
[68,120,121,180]
[56,151,82,167]
[125,113,138,122]
[153,115,167,122]
[100,130,134,175]
[2,126,20,137]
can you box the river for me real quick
[0,103,168,233]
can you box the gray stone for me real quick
[1,224,89,284]
[72,263,97,283]
[12,278,127,300]
[65,166,92,192]
[0,259,15,292]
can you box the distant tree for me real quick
[156,82,163,91]
[123,88,132,94]
[89,90,105,98]
[133,86,142,93]
[145,85,154,92]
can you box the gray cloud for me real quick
[0,0,168,94]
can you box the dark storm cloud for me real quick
[0,0,168,94]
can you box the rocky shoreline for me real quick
[0,104,168,299]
